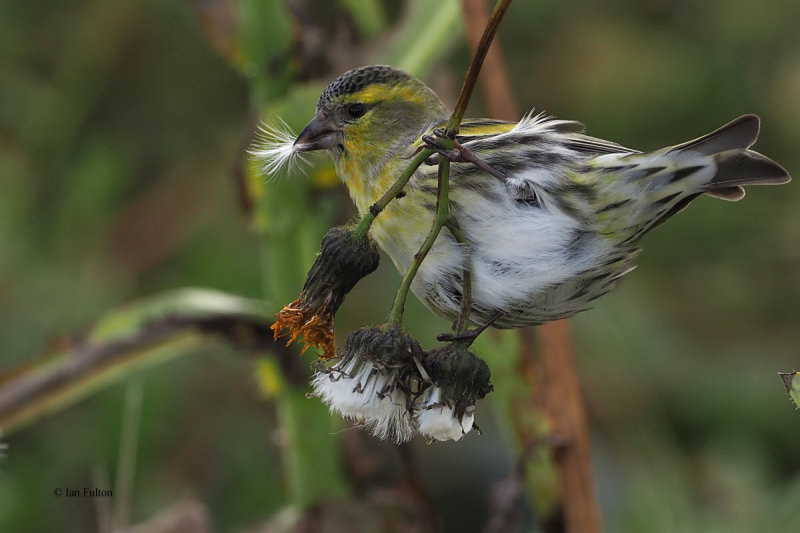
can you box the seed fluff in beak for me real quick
[250,118,310,178]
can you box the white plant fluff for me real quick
[312,356,415,443]
[250,118,309,178]
[415,386,476,442]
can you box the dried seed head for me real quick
[414,345,493,442]
[311,326,496,443]
[271,226,380,358]
[311,326,425,443]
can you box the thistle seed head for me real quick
[414,345,493,442]
[311,326,425,443]
[271,226,379,359]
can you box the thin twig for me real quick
[387,0,514,326]
[445,0,514,137]
[389,157,452,325]
[352,148,434,241]
[423,135,508,182]
[459,0,518,120]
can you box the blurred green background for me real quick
[1,0,799,531]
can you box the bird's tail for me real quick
[669,114,791,200]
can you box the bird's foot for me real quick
[437,330,481,344]
[437,311,502,346]
[421,133,507,183]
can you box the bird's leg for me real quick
[445,216,473,336]
[422,132,507,183]
[437,310,502,346]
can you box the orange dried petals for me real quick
[271,299,337,359]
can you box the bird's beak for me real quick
[293,115,341,152]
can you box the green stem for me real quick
[389,141,454,326]
[114,380,142,529]
[352,148,434,241]
[445,0,514,137]
[279,384,347,507]
[387,0,514,327]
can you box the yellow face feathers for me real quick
[344,83,439,108]
[320,79,447,209]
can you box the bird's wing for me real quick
[415,113,635,155]
[454,114,636,202]
[412,113,640,207]
[456,119,516,141]
[563,135,638,156]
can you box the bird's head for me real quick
[294,66,448,163]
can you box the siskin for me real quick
[256,65,791,329]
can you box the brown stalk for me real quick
[445,0,514,137]
[460,0,601,531]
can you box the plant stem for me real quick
[387,0,514,327]
[114,380,142,529]
[445,0,514,137]
[388,149,453,326]
[352,148,434,241]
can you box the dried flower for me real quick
[415,345,493,442]
[311,326,424,443]
[272,226,379,358]
[312,325,494,443]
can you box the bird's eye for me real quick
[347,103,367,119]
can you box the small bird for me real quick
[258,65,791,329]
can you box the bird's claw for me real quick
[421,135,508,183]
[437,330,481,344]
[437,310,503,346]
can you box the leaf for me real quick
[338,0,388,39]
[379,0,463,78]
[236,0,293,104]
[0,288,299,435]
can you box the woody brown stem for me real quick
[445,0,515,137]
[538,321,602,532]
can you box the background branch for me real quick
[0,289,305,434]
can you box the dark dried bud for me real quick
[303,227,380,316]
[271,226,379,358]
